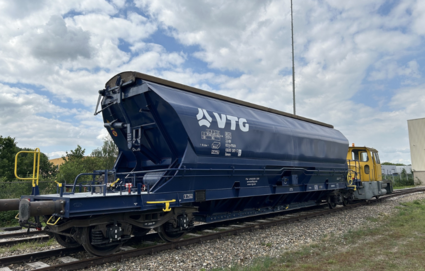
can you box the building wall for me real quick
[381,165,412,175]
[414,171,425,185]
[408,118,425,172]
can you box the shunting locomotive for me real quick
[0,72,390,256]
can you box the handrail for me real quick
[14,148,41,187]
[71,172,102,193]
[68,166,350,196]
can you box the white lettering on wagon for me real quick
[196,108,249,132]
[246,177,259,186]
[184,194,193,199]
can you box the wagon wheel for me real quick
[46,226,81,248]
[80,226,122,256]
[342,198,349,207]
[327,196,337,209]
[157,222,186,242]
[54,232,81,248]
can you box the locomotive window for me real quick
[351,151,358,161]
[360,152,368,162]
[374,153,381,164]
[351,149,369,162]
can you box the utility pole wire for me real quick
[291,0,296,115]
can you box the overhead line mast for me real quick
[291,0,296,115]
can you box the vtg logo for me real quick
[196,108,249,132]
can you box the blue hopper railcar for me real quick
[0,72,351,256]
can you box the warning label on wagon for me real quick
[201,129,222,141]
[246,177,259,186]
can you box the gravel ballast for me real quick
[1,190,425,271]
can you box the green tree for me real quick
[90,136,118,169]
[0,136,19,181]
[401,168,407,180]
[17,148,57,179]
[0,136,56,181]
[58,138,118,184]
[58,145,87,183]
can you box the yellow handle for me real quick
[15,213,19,220]
[55,181,63,188]
[110,178,120,187]
[47,215,61,226]
[15,148,41,187]
[146,199,176,212]
[347,176,357,191]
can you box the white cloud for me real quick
[21,15,93,61]
[369,60,421,81]
[47,151,67,159]
[0,83,104,151]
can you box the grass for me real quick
[394,185,416,190]
[0,237,57,254]
[220,198,425,271]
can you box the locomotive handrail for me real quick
[14,148,41,187]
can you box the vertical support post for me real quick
[103,170,108,196]
[60,186,64,197]
[90,174,95,192]
[137,183,141,195]
[291,0,296,115]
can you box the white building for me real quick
[408,117,425,185]
[381,165,412,175]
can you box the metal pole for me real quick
[291,0,296,115]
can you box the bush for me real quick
[0,178,57,226]
[0,210,18,226]
[383,174,415,187]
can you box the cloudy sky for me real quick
[0,0,424,164]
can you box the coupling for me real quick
[19,199,65,223]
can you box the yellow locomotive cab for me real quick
[346,144,392,199]
[347,145,382,182]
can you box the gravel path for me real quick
[1,190,425,271]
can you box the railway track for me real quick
[0,231,50,247]
[1,187,423,271]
